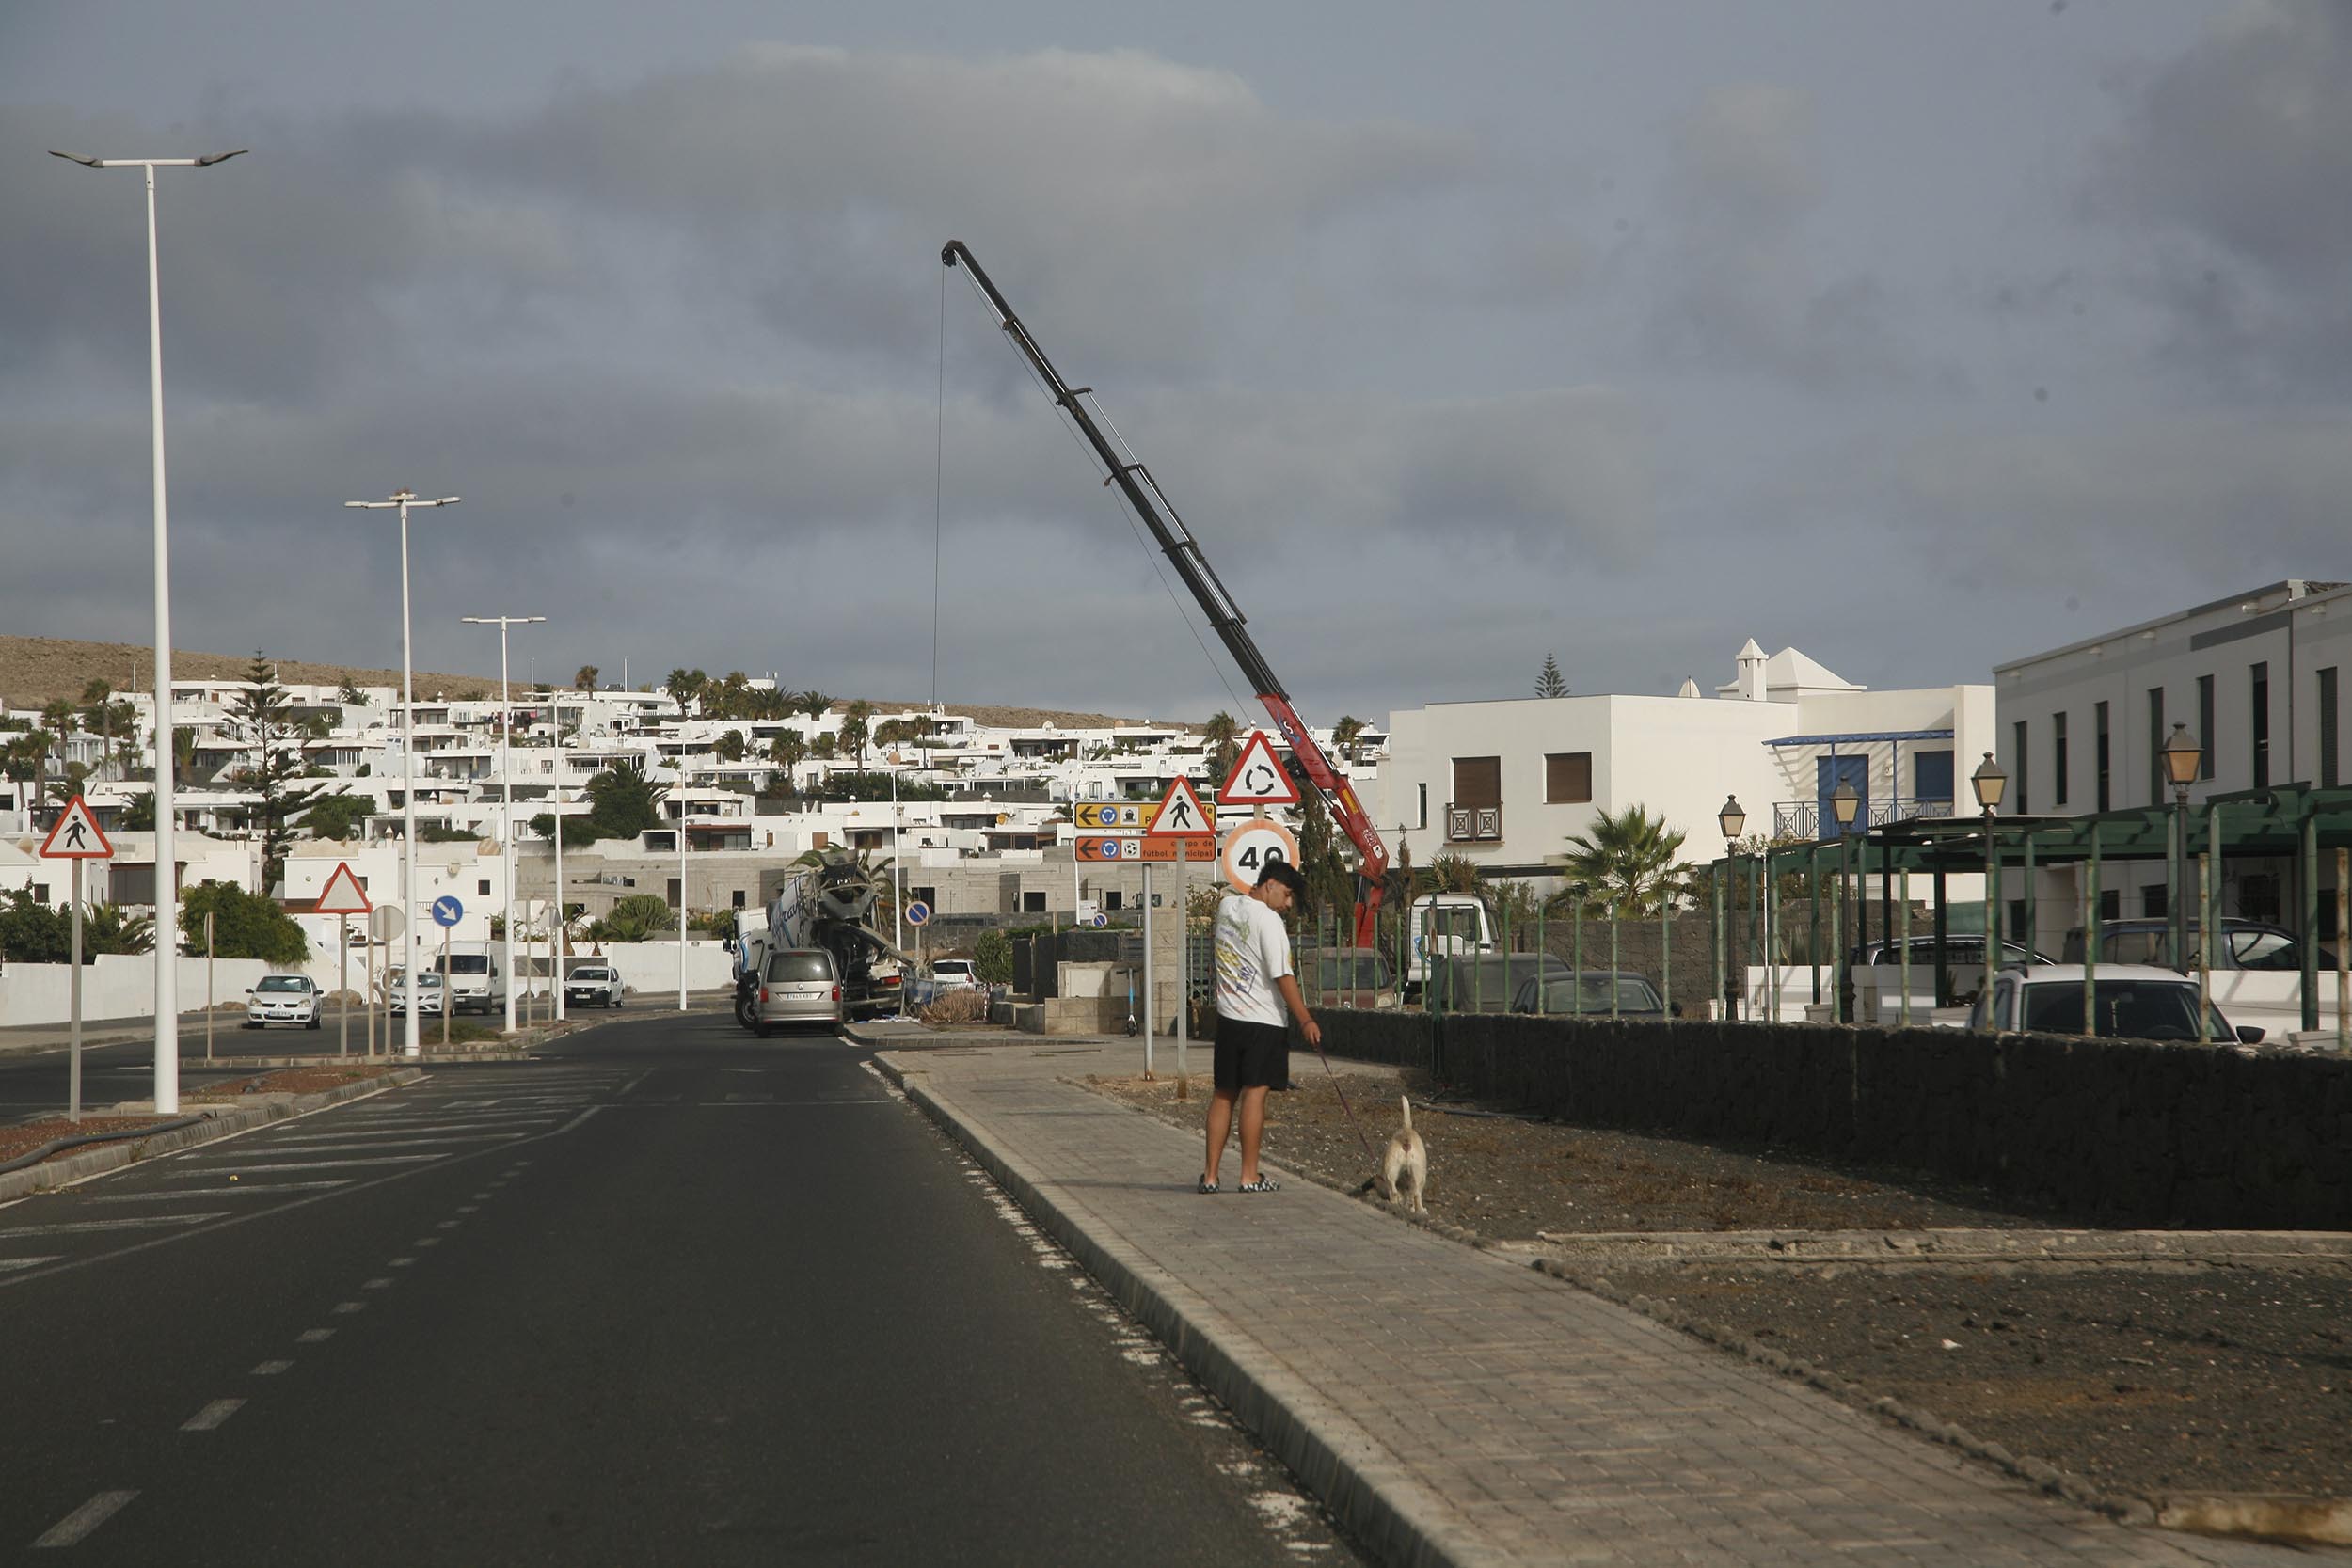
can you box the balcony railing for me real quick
[1772,797,1955,840]
[1445,801,1502,843]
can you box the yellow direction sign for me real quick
[1074,801,1158,831]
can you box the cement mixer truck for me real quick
[732,849,905,1029]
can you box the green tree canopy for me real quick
[590,893,676,943]
[1534,654,1569,698]
[180,880,309,966]
[306,793,371,841]
[0,888,72,962]
[583,760,668,841]
[1553,804,1690,916]
[228,652,341,893]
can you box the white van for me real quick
[1403,894,1495,994]
[434,943,509,1015]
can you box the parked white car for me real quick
[564,964,627,1009]
[1968,964,2262,1044]
[387,969,446,1017]
[929,959,978,991]
[245,974,323,1030]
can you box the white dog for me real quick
[1378,1096,1429,1216]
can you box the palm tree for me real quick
[81,901,154,956]
[767,731,808,791]
[1331,715,1365,765]
[841,701,873,770]
[1554,804,1689,916]
[714,730,748,764]
[1201,711,1240,789]
[798,690,832,725]
[575,665,600,692]
[38,699,77,816]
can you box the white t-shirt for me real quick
[1213,893,1294,1028]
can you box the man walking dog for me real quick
[1202,860,1319,1194]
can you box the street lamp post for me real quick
[461,615,544,1036]
[53,145,246,1114]
[1970,752,2008,1002]
[1717,796,1745,1020]
[347,491,460,1059]
[1830,780,1861,1022]
[2158,723,2203,972]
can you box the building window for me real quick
[478,879,492,897]
[732,889,746,910]
[2093,701,2110,813]
[2250,661,2270,787]
[1416,783,1427,831]
[1544,752,1592,804]
[2012,721,2028,816]
[1022,890,1046,913]
[31,882,49,904]
[2147,688,2165,806]
[667,878,681,910]
[2197,674,2215,780]
[2321,667,2340,789]
[2099,890,2121,922]
[1104,890,1123,911]
[2052,712,2069,808]
[1452,756,1502,809]
[2142,885,2169,919]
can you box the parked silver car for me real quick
[245,973,323,1030]
[564,963,627,1009]
[387,969,445,1017]
[754,949,841,1036]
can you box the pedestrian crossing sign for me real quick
[1146,778,1213,838]
[39,796,112,860]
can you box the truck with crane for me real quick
[941,241,1392,947]
[732,848,906,1029]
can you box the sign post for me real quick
[1217,735,1301,810]
[371,903,405,1057]
[1146,780,1215,1085]
[432,895,463,1051]
[41,798,115,1123]
[205,911,215,1065]
[312,863,372,1060]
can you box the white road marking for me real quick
[168,1154,447,1173]
[297,1329,334,1343]
[252,1360,293,1375]
[332,1300,366,1314]
[32,1490,137,1547]
[95,1181,351,1201]
[413,1238,441,1247]
[0,1256,64,1273]
[389,1257,416,1268]
[436,1220,460,1229]
[227,1132,526,1153]
[6,1212,229,1236]
[456,1205,478,1213]
[180,1399,244,1432]
[361,1276,394,1291]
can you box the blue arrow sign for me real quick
[431,895,465,928]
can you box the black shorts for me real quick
[1213,1016,1292,1093]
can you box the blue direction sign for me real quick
[905,900,932,927]
[431,895,465,928]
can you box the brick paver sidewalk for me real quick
[875,1035,2301,1567]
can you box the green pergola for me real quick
[1709,784,2352,1032]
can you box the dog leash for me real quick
[1307,1033,1382,1165]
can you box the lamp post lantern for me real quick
[346,490,461,1060]
[1970,752,2008,998]
[461,615,544,1035]
[53,146,246,1114]
[1830,779,1861,1022]
[2160,723,2202,972]
[1717,796,1744,1019]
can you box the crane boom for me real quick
[942,240,1391,945]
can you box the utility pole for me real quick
[462,614,545,1036]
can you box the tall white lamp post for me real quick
[677,764,690,1012]
[346,490,460,1059]
[52,145,246,1115]
[462,614,544,1035]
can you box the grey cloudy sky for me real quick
[4,1,2346,722]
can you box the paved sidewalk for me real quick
[869,1031,2303,1568]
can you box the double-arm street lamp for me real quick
[1830,779,1861,1022]
[347,490,461,1059]
[1717,795,1744,1019]
[1971,752,2009,992]
[461,615,544,1036]
[52,145,246,1115]
[2160,723,2203,971]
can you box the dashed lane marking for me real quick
[361,1277,394,1291]
[389,1257,416,1268]
[167,1154,448,1173]
[8,1212,230,1236]
[413,1238,440,1248]
[31,1490,136,1548]
[179,1399,244,1433]
[95,1181,351,1201]
[296,1329,333,1343]
[332,1301,366,1314]
[252,1360,293,1376]
[0,1256,63,1273]
[220,1133,527,1154]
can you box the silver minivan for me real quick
[755,949,841,1036]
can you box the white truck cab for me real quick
[1404,894,1495,994]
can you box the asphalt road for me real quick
[0,1010,1362,1564]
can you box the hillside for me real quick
[0,635,1194,732]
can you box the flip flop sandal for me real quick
[1238,1177,1279,1194]
[1197,1177,1219,1194]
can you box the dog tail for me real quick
[1400,1095,1414,1134]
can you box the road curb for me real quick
[0,1068,423,1204]
[872,1049,1473,1568]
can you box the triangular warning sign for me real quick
[1147,777,1214,837]
[1218,733,1299,806]
[313,861,373,915]
[39,796,113,860]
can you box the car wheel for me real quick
[306,1016,322,1030]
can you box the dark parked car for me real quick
[1308,948,1400,1010]
[2060,918,2331,974]
[1426,953,1568,1014]
[1510,971,1674,1019]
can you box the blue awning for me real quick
[1763,729,1954,747]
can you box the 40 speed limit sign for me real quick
[1218,820,1300,895]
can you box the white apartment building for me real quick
[1380,641,1994,887]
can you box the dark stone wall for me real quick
[1309,1009,2352,1230]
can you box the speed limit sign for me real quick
[1219,820,1300,895]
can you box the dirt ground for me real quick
[1085,1065,2352,1507]
[1,1066,390,1165]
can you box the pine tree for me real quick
[228,653,345,895]
[1534,654,1569,698]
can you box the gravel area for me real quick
[1084,1063,2352,1511]
[0,1067,394,1166]
[0,1115,183,1164]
